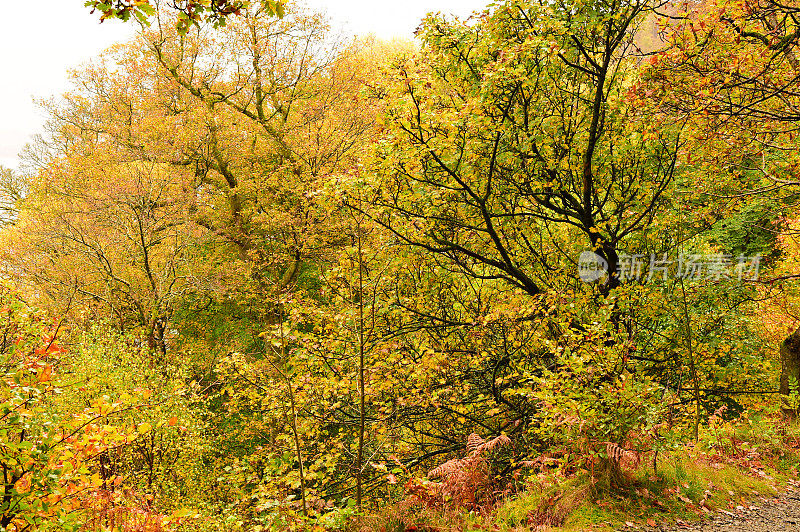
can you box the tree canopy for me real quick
[85,0,284,31]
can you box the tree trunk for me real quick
[780,325,800,417]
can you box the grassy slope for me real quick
[348,412,800,531]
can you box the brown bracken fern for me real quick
[605,442,640,470]
[410,433,512,511]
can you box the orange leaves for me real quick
[14,474,31,494]
[34,339,65,358]
[0,294,168,529]
[37,365,52,383]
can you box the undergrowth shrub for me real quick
[404,433,512,513]
[85,489,167,532]
[524,319,666,489]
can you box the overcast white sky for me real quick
[0,0,489,170]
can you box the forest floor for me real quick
[352,415,800,532]
[648,485,800,531]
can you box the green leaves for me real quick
[85,0,285,34]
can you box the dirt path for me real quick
[650,487,800,531]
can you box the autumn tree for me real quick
[343,0,682,460]
[142,4,377,292]
[0,288,143,530]
[2,152,197,356]
[640,0,800,400]
[8,4,382,357]
[371,0,679,299]
[0,166,25,226]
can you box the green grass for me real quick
[489,452,787,532]
[344,416,800,531]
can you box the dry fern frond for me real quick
[474,434,511,455]
[467,433,486,453]
[421,432,514,511]
[606,442,640,469]
[557,414,581,425]
[428,458,465,479]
